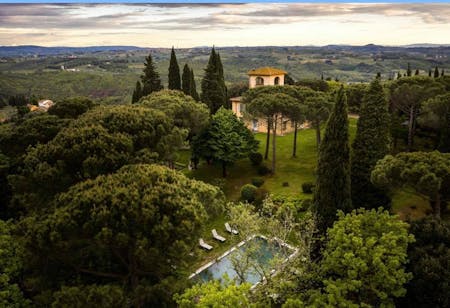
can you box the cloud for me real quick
[0,3,449,47]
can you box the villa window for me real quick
[256,76,264,86]
[239,103,246,113]
[252,119,258,131]
[274,76,280,85]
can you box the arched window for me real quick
[256,77,264,86]
[274,76,280,85]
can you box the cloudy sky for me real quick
[0,3,449,47]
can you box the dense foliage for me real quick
[20,164,224,306]
[351,78,391,210]
[315,209,414,307]
[314,86,352,233]
[372,151,450,218]
[192,107,258,177]
[201,47,227,114]
[168,47,181,90]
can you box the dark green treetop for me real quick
[141,53,163,96]
[192,107,258,177]
[314,86,352,233]
[201,47,227,114]
[351,78,391,210]
[168,47,181,90]
[371,151,450,218]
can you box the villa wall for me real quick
[249,74,285,88]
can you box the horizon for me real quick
[1,3,450,47]
[2,43,450,49]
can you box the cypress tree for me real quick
[397,72,402,79]
[201,47,226,114]
[351,78,391,210]
[314,86,352,233]
[182,63,191,95]
[131,81,142,103]
[190,69,199,101]
[168,47,181,90]
[429,69,432,77]
[407,63,412,77]
[141,53,163,96]
[415,69,420,75]
[215,52,227,107]
[434,66,440,78]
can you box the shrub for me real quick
[302,181,315,194]
[257,164,271,176]
[241,184,258,203]
[251,177,265,187]
[249,152,263,166]
[300,199,313,211]
[211,178,226,190]
[254,187,269,207]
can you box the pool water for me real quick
[195,236,293,285]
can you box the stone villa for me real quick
[230,67,298,134]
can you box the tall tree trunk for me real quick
[264,117,271,160]
[222,161,227,177]
[292,121,298,157]
[315,121,321,150]
[407,106,415,152]
[272,115,277,173]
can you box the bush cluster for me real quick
[251,177,265,187]
[249,152,263,166]
[302,181,315,194]
[240,184,258,202]
[257,164,271,175]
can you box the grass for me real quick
[187,214,242,271]
[186,118,357,200]
[391,189,431,220]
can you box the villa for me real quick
[230,67,298,134]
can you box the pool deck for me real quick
[189,234,299,289]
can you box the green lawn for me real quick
[182,117,440,222]
[186,118,357,200]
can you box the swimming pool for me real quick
[190,235,297,287]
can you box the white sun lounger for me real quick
[199,238,213,250]
[225,222,239,235]
[212,229,226,242]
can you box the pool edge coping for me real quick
[188,234,299,288]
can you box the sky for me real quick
[0,3,449,47]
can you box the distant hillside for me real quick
[0,45,148,57]
[1,44,449,104]
[2,44,450,57]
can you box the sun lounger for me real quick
[212,229,226,242]
[225,222,239,235]
[199,238,213,250]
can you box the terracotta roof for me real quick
[247,67,287,76]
